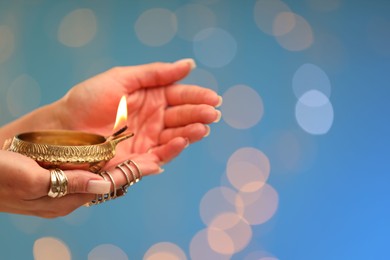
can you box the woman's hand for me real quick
[57,59,221,171]
[0,59,221,217]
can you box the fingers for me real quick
[149,137,188,164]
[165,84,222,107]
[24,158,163,217]
[159,123,210,144]
[164,104,221,128]
[113,58,196,92]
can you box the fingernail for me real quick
[176,58,196,70]
[184,138,190,148]
[157,168,165,174]
[216,96,223,107]
[214,110,222,123]
[204,125,211,137]
[87,180,111,194]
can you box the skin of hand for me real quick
[0,59,222,218]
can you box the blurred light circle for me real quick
[0,25,15,63]
[193,27,237,68]
[275,13,313,51]
[208,212,252,254]
[254,0,292,35]
[88,244,128,260]
[135,8,177,47]
[295,90,334,135]
[221,85,264,129]
[244,250,278,260]
[6,74,41,117]
[273,12,296,36]
[307,0,341,12]
[227,147,270,192]
[180,68,219,92]
[33,237,71,260]
[236,184,279,225]
[199,187,242,226]
[175,4,216,41]
[58,8,97,47]
[190,229,231,260]
[144,242,187,260]
[207,228,235,255]
[292,63,331,99]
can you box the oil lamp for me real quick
[4,96,133,173]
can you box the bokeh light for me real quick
[193,27,237,68]
[135,8,177,47]
[295,90,334,135]
[6,74,41,117]
[226,147,270,192]
[189,229,231,260]
[206,228,234,255]
[221,85,264,129]
[292,63,331,99]
[57,8,97,47]
[144,242,187,260]
[88,244,128,260]
[244,250,278,260]
[272,11,296,36]
[180,67,219,92]
[208,212,252,254]
[199,187,240,226]
[254,0,292,36]
[175,4,216,41]
[33,237,71,260]
[236,184,279,225]
[275,12,313,51]
[0,25,14,63]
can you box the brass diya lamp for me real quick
[4,96,132,173]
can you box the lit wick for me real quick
[112,125,128,137]
[107,95,128,141]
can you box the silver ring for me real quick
[48,169,68,198]
[104,171,117,199]
[122,162,136,185]
[127,160,143,182]
[116,164,131,196]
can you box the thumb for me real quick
[63,170,111,194]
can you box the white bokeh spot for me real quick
[135,8,177,47]
[33,237,71,260]
[58,8,97,47]
[193,27,237,68]
[221,85,264,129]
[295,90,334,135]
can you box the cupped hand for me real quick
[57,59,221,172]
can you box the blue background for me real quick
[0,0,389,259]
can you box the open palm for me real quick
[58,60,221,169]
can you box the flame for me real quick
[113,95,127,130]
